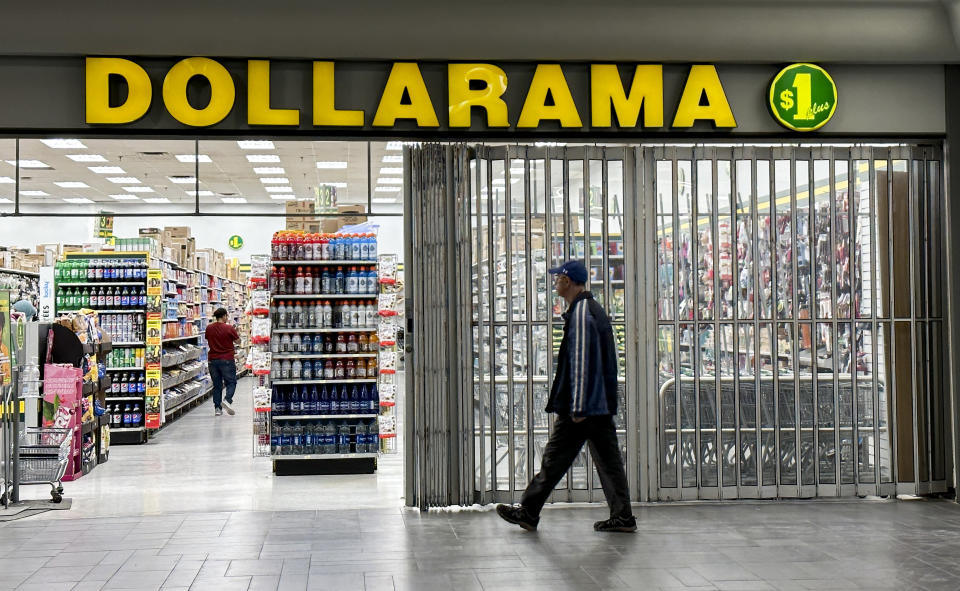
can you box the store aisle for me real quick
[21,378,404,518]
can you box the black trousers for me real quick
[520,414,632,519]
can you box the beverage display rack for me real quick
[265,231,382,475]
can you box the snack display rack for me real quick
[263,231,382,475]
[376,254,401,453]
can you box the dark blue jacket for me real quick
[545,291,619,417]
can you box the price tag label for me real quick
[768,63,837,132]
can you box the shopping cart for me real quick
[15,427,70,503]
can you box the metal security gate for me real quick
[469,145,640,504]
[646,144,948,500]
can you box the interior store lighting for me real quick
[143,197,171,203]
[186,190,214,197]
[246,155,281,163]
[124,186,154,193]
[372,197,399,203]
[265,186,294,193]
[89,166,125,174]
[110,194,140,200]
[385,142,403,150]
[220,197,247,204]
[169,176,196,184]
[6,160,50,168]
[237,140,275,150]
[269,195,296,200]
[20,190,48,196]
[323,182,347,188]
[176,154,212,163]
[41,139,87,149]
[63,197,94,203]
[382,155,403,163]
[379,167,402,175]
[316,161,348,169]
[374,186,401,192]
[55,181,90,188]
[377,177,403,185]
[67,154,107,162]
[260,177,290,184]
[253,167,285,175]
[0,198,12,204]
[107,177,141,184]
[0,177,13,183]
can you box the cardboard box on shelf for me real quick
[286,201,315,216]
[139,228,163,246]
[336,204,367,227]
[61,244,84,255]
[19,254,45,272]
[163,226,191,239]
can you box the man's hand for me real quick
[572,416,586,423]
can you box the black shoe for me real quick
[594,515,637,532]
[496,504,539,531]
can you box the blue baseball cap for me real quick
[548,260,588,285]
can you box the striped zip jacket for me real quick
[545,291,619,417]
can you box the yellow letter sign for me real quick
[591,64,663,128]
[248,60,299,126]
[373,63,439,127]
[162,57,236,127]
[448,64,509,128]
[85,57,153,124]
[517,65,582,128]
[313,62,364,127]
[672,65,737,128]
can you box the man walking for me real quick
[205,307,240,416]
[497,260,636,532]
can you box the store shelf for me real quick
[106,367,144,372]
[271,260,379,266]
[110,427,145,433]
[112,341,145,347]
[272,453,378,460]
[104,396,144,401]
[272,294,378,300]
[272,414,378,420]
[58,282,144,287]
[272,328,377,334]
[0,267,39,278]
[163,334,201,343]
[272,379,377,385]
[59,309,144,314]
[164,385,211,416]
[271,353,377,359]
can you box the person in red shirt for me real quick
[206,307,241,416]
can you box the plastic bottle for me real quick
[275,388,288,415]
[277,267,287,295]
[335,266,345,295]
[312,234,323,261]
[369,332,379,350]
[347,333,358,353]
[350,301,362,327]
[279,334,291,353]
[367,383,379,413]
[319,234,330,261]
[313,334,324,353]
[132,404,142,426]
[323,360,334,380]
[337,424,351,454]
[309,385,319,415]
[290,333,302,354]
[351,234,362,261]
[324,334,335,354]
[322,300,333,328]
[123,404,132,427]
[319,386,331,414]
[293,301,304,328]
[367,357,378,378]
[334,360,345,379]
[330,388,340,415]
[345,359,356,379]
[302,360,313,381]
[303,267,313,295]
[336,334,347,353]
[320,268,331,295]
[280,360,292,380]
[341,302,352,328]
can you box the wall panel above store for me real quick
[1,1,958,63]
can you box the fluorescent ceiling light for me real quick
[269,195,296,201]
[374,186,401,193]
[89,166,125,174]
[143,197,171,204]
[237,140,275,150]
[260,177,290,184]
[63,197,94,204]
[169,176,197,184]
[316,161,347,169]
[322,182,347,188]
[107,177,140,184]
[0,177,13,184]
[0,198,12,204]
[175,154,211,163]
[492,179,505,185]
[6,160,50,168]
[55,181,90,188]
[377,177,403,185]
[186,190,214,197]
[534,142,567,147]
[372,197,399,204]
[382,155,403,163]
[266,186,294,193]
[110,194,140,200]
[385,142,403,151]
[41,139,86,149]
[253,167,285,175]
[379,167,403,175]
[220,197,248,204]
[20,190,48,196]
[124,186,154,193]
[246,154,280,163]
[67,154,107,162]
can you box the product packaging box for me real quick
[163,226,191,239]
[286,201,315,216]
[139,228,163,246]
[336,204,368,227]
[61,244,84,255]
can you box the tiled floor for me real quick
[5,378,960,590]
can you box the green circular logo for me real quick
[228,235,244,250]
[768,63,837,132]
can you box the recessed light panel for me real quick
[382,155,403,163]
[246,155,281,163]
[316,161,348,169]
[379,167,403,175]
[374,186,401,193]
[55,181,90,188]
[6,160,50,169]
[110,194,140,200]
[63,197,94,204]
[385,142,403,150]
[107,177,140,184]
[186,190,214,197]
[41,139,86,149]
[266,186,294,193]
[269,195,296,201]
[377,177,403,185]
[143,197,171,204]
[124,186,154,193]
[260,177,290,184]
[0,177,13,184]
[175,154,212,163]
[220,197,248,204]
[89,166,125,174]
[253,167,285,175]
[20,190,48,196]
[169,176,197,184]
[237,140,275,150]
[67,154,107,162]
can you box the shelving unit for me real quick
[266,231,382,475]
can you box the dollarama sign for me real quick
[768,63,837,132]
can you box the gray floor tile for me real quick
[226,559,284,577]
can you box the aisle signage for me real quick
[768,63,837,131]
[84,58,744,131]
[228,235,244,251]
[38,267,55,322]
[145,267,163,430]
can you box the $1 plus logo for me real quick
[768,63,837,132]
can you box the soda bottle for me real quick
[319,386,331,414]
[335,266,345,294]
[132,404,142,426]
[120,373,129,393]
[123,404,132,427]
[139,287,147,307]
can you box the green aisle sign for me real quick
[228,235,244,250]
[768,63,837,132]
